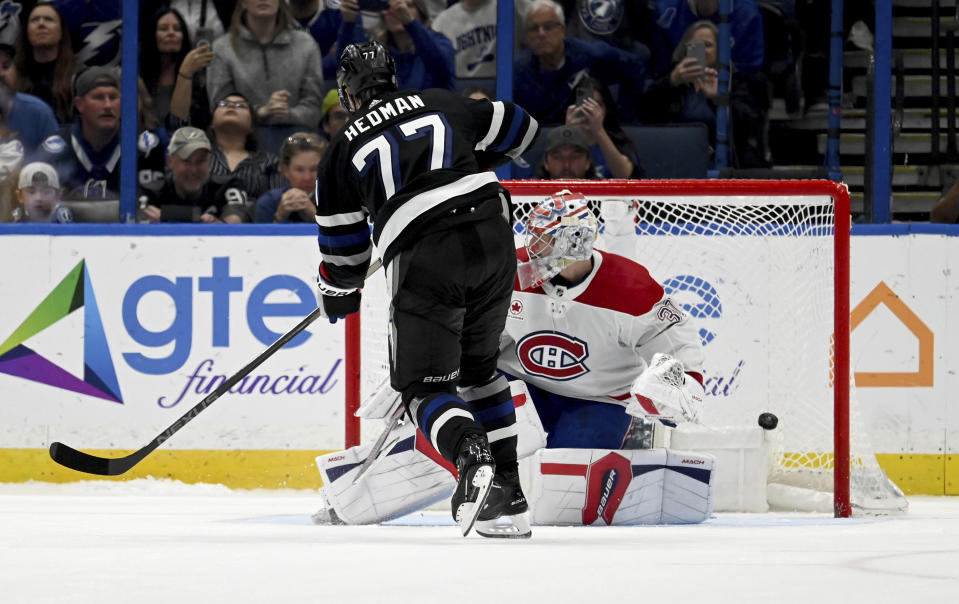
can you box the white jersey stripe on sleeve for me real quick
[316,210,367,228]
[376,171,500,256]
[474,101,505,152]
[506,115,539,159]
[321,247,373,266]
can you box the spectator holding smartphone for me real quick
[207,0,326,154]
[565,77,641,179]
[639,20,770,169]
[140,7,215,131]
[336,0,454,91]
[644,0,765,79]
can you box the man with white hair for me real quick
[513,0,647,123]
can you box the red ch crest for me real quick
[515,331,589,380]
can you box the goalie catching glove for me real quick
[626,353,704,426]
[317,265,360,324]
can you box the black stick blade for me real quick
[48,442,134,476]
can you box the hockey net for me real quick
[344,179,907,517]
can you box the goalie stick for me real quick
[49,258,383,476]
[350,403,407,485]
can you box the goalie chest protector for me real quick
[499,249,703,405]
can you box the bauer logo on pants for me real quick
[515,331,589,380]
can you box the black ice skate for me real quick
[475,467,532,539]
[451,433,495,537]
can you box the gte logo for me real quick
[0,260,122,403]
[515,331,589,380]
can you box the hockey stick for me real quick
[49,258,383,476]
[350,403,406,485]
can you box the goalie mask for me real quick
[518,190,599,289]
[337,41,398,113]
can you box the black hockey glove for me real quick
[319,290,361,324]
[317,269,361,324]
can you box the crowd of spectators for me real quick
[0,1,903,223]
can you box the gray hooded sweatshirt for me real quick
[207,24,325,127]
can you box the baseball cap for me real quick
[167,127,212,159]
[18,162,60,190]
[74,66,120,97]
[545,125,590,154]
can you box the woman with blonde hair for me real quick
[206,0,325,154]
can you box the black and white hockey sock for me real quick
[407,392,483,462]
[460,374,518,466]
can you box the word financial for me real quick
[157,358,342,408]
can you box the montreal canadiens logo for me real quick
[515,331,589,380]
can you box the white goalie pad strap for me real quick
[529,447,715,525]
[316,420,456,525]
[355,377,403,420]
[626,353,705,425]
[353,376,402,419]
[509,379,548,458]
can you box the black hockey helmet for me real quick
[336,41,398,113]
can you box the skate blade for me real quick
[475,513,532,539]
[454,465,494,537]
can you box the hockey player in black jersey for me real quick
[315,41,539,537]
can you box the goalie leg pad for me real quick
[529,448,716,525]
[507,379,548,459]
[316,420,456,525]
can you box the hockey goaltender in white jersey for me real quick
[315,191,717,530]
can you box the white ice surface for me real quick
[1,479,958,604]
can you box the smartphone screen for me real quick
[686,40,707,70]
[358,0,390,11]
[195,26,214,48]
[575,85,594,107]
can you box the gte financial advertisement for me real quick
[0,230,950,459]
[0,234,353,450]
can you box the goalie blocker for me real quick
[316,381,716,525]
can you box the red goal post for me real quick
[345,179,862,516]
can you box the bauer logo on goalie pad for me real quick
[515,331,589,380]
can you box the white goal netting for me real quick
[350,179,907,515]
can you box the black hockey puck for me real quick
[758,412,779,430]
